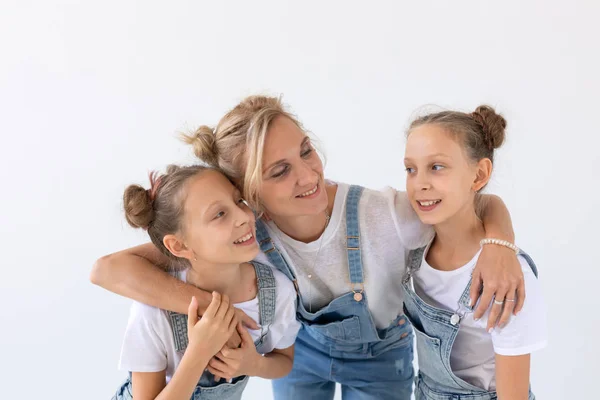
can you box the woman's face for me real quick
[258,116,328,220]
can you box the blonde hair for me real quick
[181,95,306,214]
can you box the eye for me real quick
[432,164,445,171]
[405,167,415,174]
[215,211,226,219]
[272,165,290,178]
[301,147,313,158]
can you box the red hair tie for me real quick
[147,171,163,202]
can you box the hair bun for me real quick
[471,105,507,150]
[182,125,218,166]
[123,184,154,229]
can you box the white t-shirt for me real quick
[118,267,300,382]
[413,241,548,390]
[254,182,433,328]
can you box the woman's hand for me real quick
[470,245,525,330]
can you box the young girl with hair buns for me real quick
[112,165,300,400]
[402,106,547,400]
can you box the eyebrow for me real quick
[203,186,241,218]
[404,153,453,162]
[263,136,310,172]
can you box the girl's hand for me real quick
[187,293,237,358]
[207,323,261,380]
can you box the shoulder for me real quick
[363,186,433,248]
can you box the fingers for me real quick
[209,357,231,376]
[514,279,526,315]
[497,291,516,328]
[224,304,237,332]
[225,330,242,349]
[187,296,199,331]
[469,270,483,309]
[207,366,228,381]
[204,292,221,319]
[237,322,253,345]
[215,294,230,320]
[237,309,259,330]
[486,287,508,332]
[473,285,495,320]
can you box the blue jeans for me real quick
[272,326,415,400]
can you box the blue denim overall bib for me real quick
[111,262,277,400]
[256,185,415,399]
[402,247,538,400]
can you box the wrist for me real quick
[480,238,519,254]
[248,352,264,377]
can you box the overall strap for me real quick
[255,219,297,285]
[345,186,366,298]
[253,262,277,348]
[167,311,189,354]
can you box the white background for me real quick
[1,1,598,399]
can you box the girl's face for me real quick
[173,170,259,265]
[258,116,328,219]
[404,124,488,226]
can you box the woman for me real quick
[92,95,525,399]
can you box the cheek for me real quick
[309,155,324,175]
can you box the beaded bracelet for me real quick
[479,238,519,254]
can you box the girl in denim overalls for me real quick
[402,106,548,399]
[94,96,527,400]
[112,165,300,400]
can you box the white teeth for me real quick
[234,233,253,244]
[298,186,318,197]
[418,200,441,206]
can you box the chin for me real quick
[416,213,443,226]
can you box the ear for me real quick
[472,158,493,192]
[163,234,193,260]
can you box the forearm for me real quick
[479,195,515,242]
[156,350,212,400]
[91,252,212,314]
[495,354,530,400]
[252,348,293,379]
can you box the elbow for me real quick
[90,254,115,287]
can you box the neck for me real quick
[269,183,337,243]
[186,260,243,299]
[432,203,486,264]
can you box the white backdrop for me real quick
[1,1,598,399]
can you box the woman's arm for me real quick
[90,243,258,346]
[472,195,525,330]
[90,243,212,314]
[495,353,531,400]
[253,345,294,379]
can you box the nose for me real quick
[295,160,318,187]
[415,171,432,191]
[233,204,252,228]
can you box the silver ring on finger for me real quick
[505,298,516,302]
[493,299,504,305]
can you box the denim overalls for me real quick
[402,247,538,400]
[111,262,277,400]
[256,185,415,400]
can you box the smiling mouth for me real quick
[296,184,318,198]
[417,200,441,206]
[233,232,254,244]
